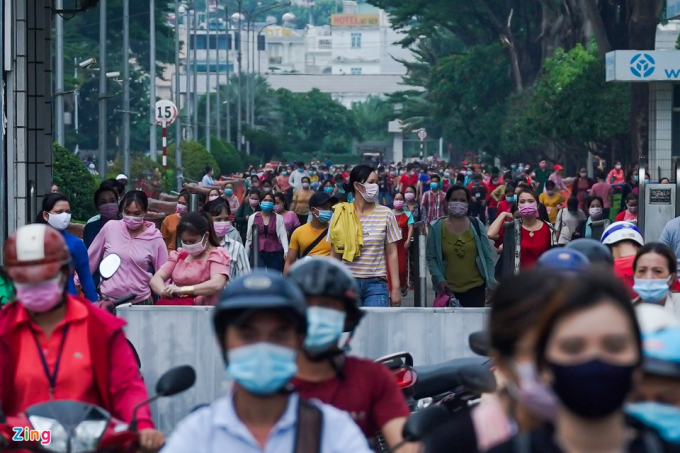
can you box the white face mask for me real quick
[182,235,208,257]
[47,212,72,231]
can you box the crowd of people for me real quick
[0,156,680,452]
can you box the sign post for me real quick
[416,128,427,158]
[155,99,178,169]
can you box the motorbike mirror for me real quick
[456,363,497,394]
[99,254,122,280]
[468,331,490,357]
[155,365,196,397]
[401,405,452,442]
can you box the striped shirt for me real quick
[220,236,251,279]
[344,205,401,279]
[422,189,447,223]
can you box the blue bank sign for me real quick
[606,51,680,82]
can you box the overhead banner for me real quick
[331,14,380,27]
[606,50,680,82]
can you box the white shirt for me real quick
[202,174,214,187]
[161,392,372,453]
[220,236,250,279]
[246,212,289,254]
[288,170,308,190]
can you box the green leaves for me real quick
[52,144,98,221]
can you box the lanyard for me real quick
[31,324,70,399]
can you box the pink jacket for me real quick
[88,220,168,303]
[0,296,154,429]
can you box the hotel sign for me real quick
[331,14,379,27]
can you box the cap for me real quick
[309,192,338,208]
[553,164,564,171]
[116,174,128,181]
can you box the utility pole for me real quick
[74,59,80,155]
[193,9,198,138]
[122,0,131,177]
[245,20,250,155]
[98,0,108,178]
[55,0,65,146]
[185,8,193,141]
[216,4,221,142]
[225,3,231,144]
[150,0,157,161]
[237,8,243,152]
[175,0,183,191]
[205,1,212,150]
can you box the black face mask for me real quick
[548,358,635,419]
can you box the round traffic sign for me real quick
[155,100,178,127]
[417,129,428,140]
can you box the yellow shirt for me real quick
[289,223,331,256]
[539,192,565,224]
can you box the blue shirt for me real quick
[202,174,214,186]
[419,173,431,193]
[161,391,372,453]
[61,230,98,302]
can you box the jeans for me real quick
[470,202,486,224]
[378,190,393,208]
[452,284,486,307]
[487,207,498,225]
[357,277,389,307]
[254,250,284,272]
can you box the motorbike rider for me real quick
[0,224,164,451]
[161,270,371,453]
[286,257,413,449]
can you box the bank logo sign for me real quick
[630,53,655,78]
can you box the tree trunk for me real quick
[581,0,612,57]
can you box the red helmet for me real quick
[4,224,71,284]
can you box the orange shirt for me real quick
[161,213,181,251]
[6,298,102,416]
[613,255,638,298]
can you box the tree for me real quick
[351,96,396,142]
[166,141,219,182]
[53,144,98,221]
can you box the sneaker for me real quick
[400,287,408,297]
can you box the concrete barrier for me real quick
[118,306,488,432]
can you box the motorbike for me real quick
[0,364,196,452]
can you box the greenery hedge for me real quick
[53,143,98,221]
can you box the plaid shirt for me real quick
[422,189,447,223]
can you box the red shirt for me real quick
[614,255,638,298]
[399,173,418,190]
[293,356,410,437]
[497,200,513,214]
[486,183,500,208]
[498,221,552,269]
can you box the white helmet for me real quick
[636,304,680,333]
[601,221,644,247]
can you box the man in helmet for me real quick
[536,248,589,272]
[0,224,164,450]
[161,270,371,453]
[286,257,413,450]
[601,221,644,296]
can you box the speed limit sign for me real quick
[417,129,428,141]
[155,100,178,127]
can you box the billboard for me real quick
[606,50,680,82]
[331,14,380,27]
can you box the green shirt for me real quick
[441,222,484,293]
[535,169,551,193]
[0,271,15,306]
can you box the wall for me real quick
[119,306,488,432]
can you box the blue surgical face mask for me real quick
[226,343,297,395]
[260,201,274,212]
[304,307,346,353]
[444,172,450,177]
[466,171,473,176]
[634,175,639,182]
[315,209,333,223]
[298,168,304,173]
[633,277,671,303]
[225,189,233,196]
[282,171,288,176]
[430,182,439,190]
[625,402,680,444]
[310,171,316,175]
[311,182,320,190]
[324,187,334,194]
[511,165,517,169]
[507,195,517,202]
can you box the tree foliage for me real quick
[53,144,98,221]
[166,141,219,182]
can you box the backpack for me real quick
[294,399,323,453]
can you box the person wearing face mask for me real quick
[207,188,222,202]
[426,185,496,307]
[287,258,414,451]
[291,176,315,225]
[261,179,274,195]
[223,182,240,217]
[607,161,626,185]
[570,167,595,211]
[201,166,216,188]
[467,173,489,225]
[617,192,639,223]
[161,271,370,453]
[422,174,448,224]
[246,193,289,272]
[328,165,402,307]
[83,186,122,248]
[534,160,550,195]
[601,221,644,298]
[36,193,98,302]
[488,271,677,453]
[284,192,338,272]
[538,180,565,224]
[276,169,293,203]
[50,182,59,193]
[150,212,229,306]
[580,196,610,239]
[397,163,418,193]
[85,179,124,225]
[0,224,165,450]
[288,161,308,191]
[234,189,261,243]
[589,171,614,220]
[417,167,432,200]
[555,197,586,245]
[388,192,415,297]
[620,170,639,213]
[488,189,553,271]
[631,243,680,319]
[203,199,250,279]
[161,189,196,252]
[548,164,567,192]
[273,192,300,237]
[88,191,168,304]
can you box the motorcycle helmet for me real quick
[565,239,614,266]
[601,222,644,247]
[213,270,307,345]
[4,224,71,284]
[287,256,364,332]
[641,327,680,380]
[536,248,589,271]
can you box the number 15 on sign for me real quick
[155,100,178,169]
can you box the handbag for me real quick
[433,287,462,308]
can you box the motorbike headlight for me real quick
[27,415,69,453]
[416,397,433,410]
[70,420,108,453]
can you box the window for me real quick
[673,85,680,156]
[319,39,332,50]
[351,33,362,48]
[351,67,362,74]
